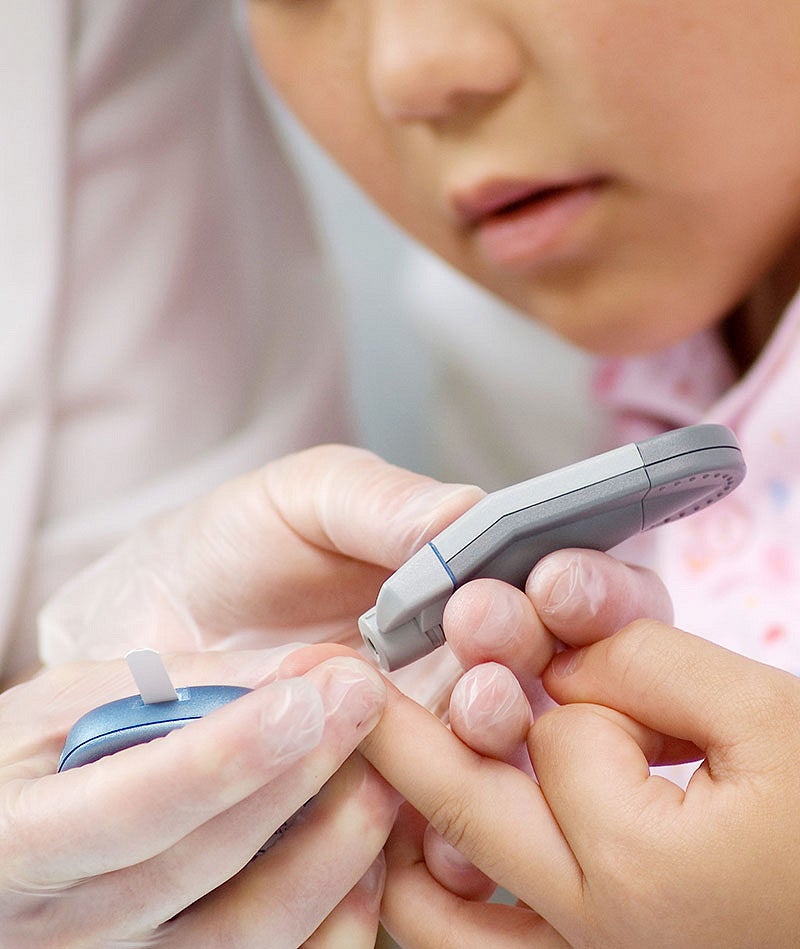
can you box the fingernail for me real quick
[311,657,387,731]
[259,678,325,766]
[424,825,476,874]
[550,648,584,678]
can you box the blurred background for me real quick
[267,92,604,489]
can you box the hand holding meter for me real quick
[58,649,303,850]
[58,649,250,771]
[359,424,745,671]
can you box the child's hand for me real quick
[360,621,800,948]
[421,547,674,896]
[0,648,393,947]
[38,444,482,666]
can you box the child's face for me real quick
[249,1,800,356]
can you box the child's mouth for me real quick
[493,184,578,217]
[453,177,604,271]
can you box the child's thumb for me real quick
[543,619,795,769]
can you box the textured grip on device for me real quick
[641,446,744,529]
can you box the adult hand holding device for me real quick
[38,444,483,681]
[28,445,484,945]
[359,622,800,948]
[1,649,391,947]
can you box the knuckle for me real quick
[610,616,666,657]
[739,668,800,746]
[425,787,480,859]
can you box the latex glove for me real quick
[38,444,481,704]
[360,621,800,948]
[31,446,476,944]
[0,648,394,948]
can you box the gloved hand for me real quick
[39,443,482,709]
[1,647,394,948]
[32,444,485,946]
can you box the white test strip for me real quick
[125,648,179,704]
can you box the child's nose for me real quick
[368,0,524,123]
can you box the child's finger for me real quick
[422,823,497,902]
[528,701,685,866]
[527,549,674,645]
[382,805,569,948]
[359,682,583,932]
[428,662,532,902]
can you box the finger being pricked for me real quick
[358,680,585,944]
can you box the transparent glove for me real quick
[39,444,481,682]
[1,648,396,947]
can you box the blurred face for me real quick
[249,1,800,357]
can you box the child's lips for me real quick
[452,177,605,270]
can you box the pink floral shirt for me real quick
[594,291,800,676]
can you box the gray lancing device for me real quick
[358,423,746,671]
